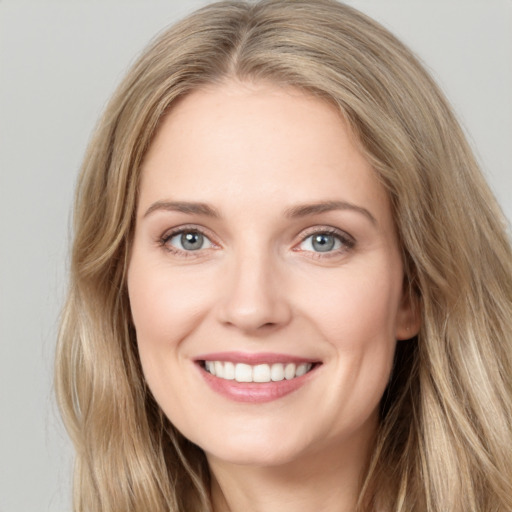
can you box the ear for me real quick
[395,284,421,340]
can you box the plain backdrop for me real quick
[0,1,511,511]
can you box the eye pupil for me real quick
[181,232,203,250]
[312,234,335,252]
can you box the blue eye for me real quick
[299,231,352,253]
[167,230,213,251]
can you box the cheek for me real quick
[127,260,214,358]
[299,266,403,346]
[296,266,401,416]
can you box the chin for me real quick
[196,425,320,468]
[206,443,305,468]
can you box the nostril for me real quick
[222,320,278,332]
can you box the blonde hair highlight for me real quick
[55,1,512,510]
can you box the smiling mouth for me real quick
[200,361,318,383]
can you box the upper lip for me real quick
[194,351,320,365]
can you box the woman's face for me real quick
[128,81,418,468]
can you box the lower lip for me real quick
[198,364,317,403]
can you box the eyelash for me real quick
[159,225,214,257]
[158,225,356,258]
[295,227,355,258]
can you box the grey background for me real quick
[0,1,510,511]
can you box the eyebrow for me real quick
[143,199,376,225]
[284,200,377,225]
[143,201,220,218]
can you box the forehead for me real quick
[138,81,391,226]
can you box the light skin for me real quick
[127,80,419,512]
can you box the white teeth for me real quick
[204,361,314,382]
[224,361,235,380]
[205,361,215,375]
[214,361,224,378]
[296,363,309,377]
[270,363,285,381]
[253,364,271,382]
[284,363,296,380]
[235,363,253,382]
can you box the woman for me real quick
[55,0,512,511]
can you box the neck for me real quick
[207,431,374,512]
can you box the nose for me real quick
[216,249,292,335]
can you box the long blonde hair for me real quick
[55,1,512,510]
